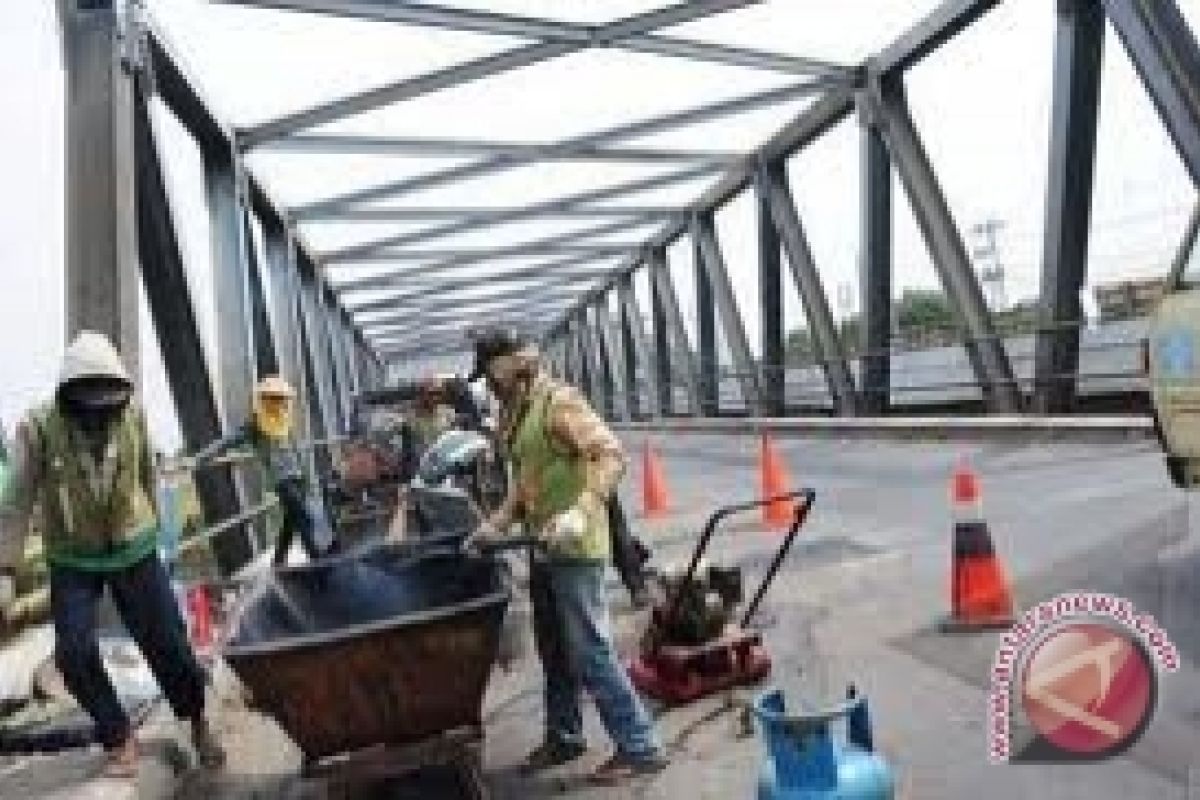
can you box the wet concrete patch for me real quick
[736,536,885,575]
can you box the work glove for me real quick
[463,516,505,557]
[539,491,600,548]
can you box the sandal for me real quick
[103,736,139,779]
[589,751,669,786]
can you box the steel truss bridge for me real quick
[53,0,1200,572]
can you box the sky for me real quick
[1,0,1197,449]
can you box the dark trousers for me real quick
[50,554,207,750]
[274,477,323,565]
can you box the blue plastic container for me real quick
[753,686,894,800]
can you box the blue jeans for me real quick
[49,555,208,749]
[532,559,662,762]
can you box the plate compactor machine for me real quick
[628,490,815,705]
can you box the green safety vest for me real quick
[32,404,157,561]
[509,383,609,563]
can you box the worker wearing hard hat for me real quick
[464,327,667,786]
[192,375,327,566]
[0,332,225,777]
[402,375,458,479]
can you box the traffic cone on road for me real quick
[642,440,671,518]
[760,433,796,530]
[941,458,1015,632]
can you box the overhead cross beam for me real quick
[259,134,742,165]
[301,205,686,222]
[343,260,622,314]
[321,163,710,261]
[213,0,852,81]
[357,276,608,327]
[235,0,762,148]
[297,79,834,218]
[331,217,659,295]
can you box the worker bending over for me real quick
[465,327,667,786]
[0,332,224,777]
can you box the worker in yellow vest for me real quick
[192,375,328,566]
[0,332,224,778]
[465,327,667,786]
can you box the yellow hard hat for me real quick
[255,375,295,399]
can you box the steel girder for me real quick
[237,0,760,148]
[692,213,764,414]
[366,290,583,338]
[757,166,857,415]
[298,79,832,219]
[333,217,658,295]
[260,135,741,165]
[297,250,341,444]
[873,0,1001,75]
[577,310,607,414]
[1101,0,1200,187]
[58,0,142,377]
[617,274,657,419]
[240,202,281,377]
[756,176,785,416]
[357,280,590,328]
[212,0,850,80]
[328,243,640,265]
[594,298,629,421]
[133,87,249,574]
[648,247,702,415]
[203,140,268,552]
[342,259,623,313]
[143,18,379,370]
[858,102,893,415]
[322,162,718,261]
[304,205,685,222]
[1033,0,1105,414]
[864,74,1022,413]
[693,228,719,415]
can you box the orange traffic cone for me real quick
[642,440,671,518]
[760,433,796,530]
[941,458,1015,632]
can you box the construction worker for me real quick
[192,375,327,566]
[402,375,457,479]
[0,331,224,777]
[464,327,667,786]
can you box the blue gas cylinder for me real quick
[753,686,894,800]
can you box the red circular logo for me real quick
[1020,622,1155,757]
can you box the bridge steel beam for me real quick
[334,218,652,296]
[324,163,716,262]
[300,79,830,221]
[261,134,742,165]
[1034,0,1105,414]
[692,213,764,415]
[57,0,141,378]
[239,0,762,148]
[343,261,621,313]
[617,274,657,419]
[865,74,1022,413]
[648,247,702,415]
[302,205,687,223]
[1101,0,1200,187]
[595,297,629,421]
[133,89,248,575]
[692,230,719,416]
[203,137,268,552]
[858,100,893,415]
[756,175,786,417]
[759,166,858,416]
[215,0,849,82]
